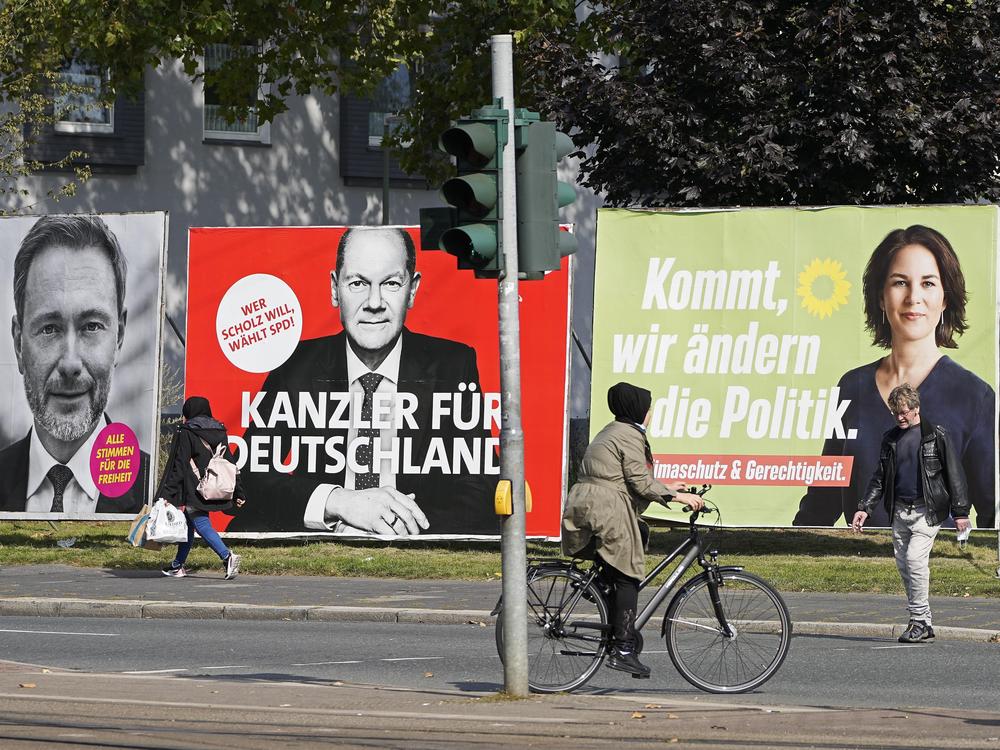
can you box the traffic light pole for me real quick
[492,33,529,697]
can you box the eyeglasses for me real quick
[891,406,918,418]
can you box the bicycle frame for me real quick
[635,511,740,638]
[634,533,702,632]
[516,505,738,641]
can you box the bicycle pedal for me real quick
[631,672,650,679]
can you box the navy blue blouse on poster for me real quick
[793,356,996,528]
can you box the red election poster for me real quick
[185,226,571,538]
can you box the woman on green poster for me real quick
[793,225,995,529]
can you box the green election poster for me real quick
[592,206,998,528]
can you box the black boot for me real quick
[607,642,651,678]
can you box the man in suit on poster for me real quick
[0,215,148,514]
[230,227,497,535]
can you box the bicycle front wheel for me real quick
[664,570,791,694]
[495,567,610,693]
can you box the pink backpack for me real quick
[190,437,238,501]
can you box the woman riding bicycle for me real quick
[562,382,703,677]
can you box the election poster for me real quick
[593,206,998,529]
[185,226,572,538]
[0,212,167,519]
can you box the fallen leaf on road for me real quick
[668,714,679,719]
[711,725,727,730]
[644,704,661,709]
[41,669,51,674]
[630,712,645,719]
[19,683,36,689]
[424,672,434,678]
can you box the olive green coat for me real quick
[561,420,672,580]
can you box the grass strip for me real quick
[0,522,997,597]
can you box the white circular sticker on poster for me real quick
[216,274,302,373]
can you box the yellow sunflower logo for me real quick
[797,258,851,319]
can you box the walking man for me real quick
[852,383,971,643]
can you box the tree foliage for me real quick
[0,0,92,213]
[0,0,579,191]
[524,0,1000,206]
[4,1,998,208]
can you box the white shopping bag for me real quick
[146,499,189,544]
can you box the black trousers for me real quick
[598,560,641,646]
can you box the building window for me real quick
[54,59,114,134]
[203,43,270,143]
[367,65,411,147]
[340,64,426,187]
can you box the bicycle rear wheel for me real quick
[664,570,791,694]
[495,567,610,693]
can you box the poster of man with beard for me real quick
[0,213,166,518]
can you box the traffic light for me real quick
[514,111,578,279]
[424,104,508,276]
[420,105,577,280]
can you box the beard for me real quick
[24,374,111,443]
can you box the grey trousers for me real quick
[892,504,941,625]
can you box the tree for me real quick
[521,1,1000,206]
[0,0,579,198]
[13,2,994,209]
[0,0,92,214]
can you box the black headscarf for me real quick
[608,382,651,425]
[607,382,655,466]
[182,396,212,420]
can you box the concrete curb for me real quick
[0,598,997,642]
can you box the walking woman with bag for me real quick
[156,396,247,579]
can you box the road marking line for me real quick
[871,645,924,649]
[196,665,250,670]
[0,628,118,637]
[380,657,444,662]
[291,661,362,666]
[122,669,187,674]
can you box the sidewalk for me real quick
[1,564,998,641]
[4,659,1000,749]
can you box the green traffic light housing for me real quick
[440,122,498,169]
[513,111,578,278]
[428,104,508,274]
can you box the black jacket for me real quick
[858,418,969,526]
[0,418,149,514]
[155,416,246,513]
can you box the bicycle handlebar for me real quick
[678,483,714,514]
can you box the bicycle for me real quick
[493,486,792,694]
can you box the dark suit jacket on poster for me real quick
[0,428,150,514]
[229,328,498,534]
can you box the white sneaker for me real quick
[224,553,241,580]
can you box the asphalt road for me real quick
[0,616,997,712]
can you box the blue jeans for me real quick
[172,510,230,567]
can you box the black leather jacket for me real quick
[859,418,969,526]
